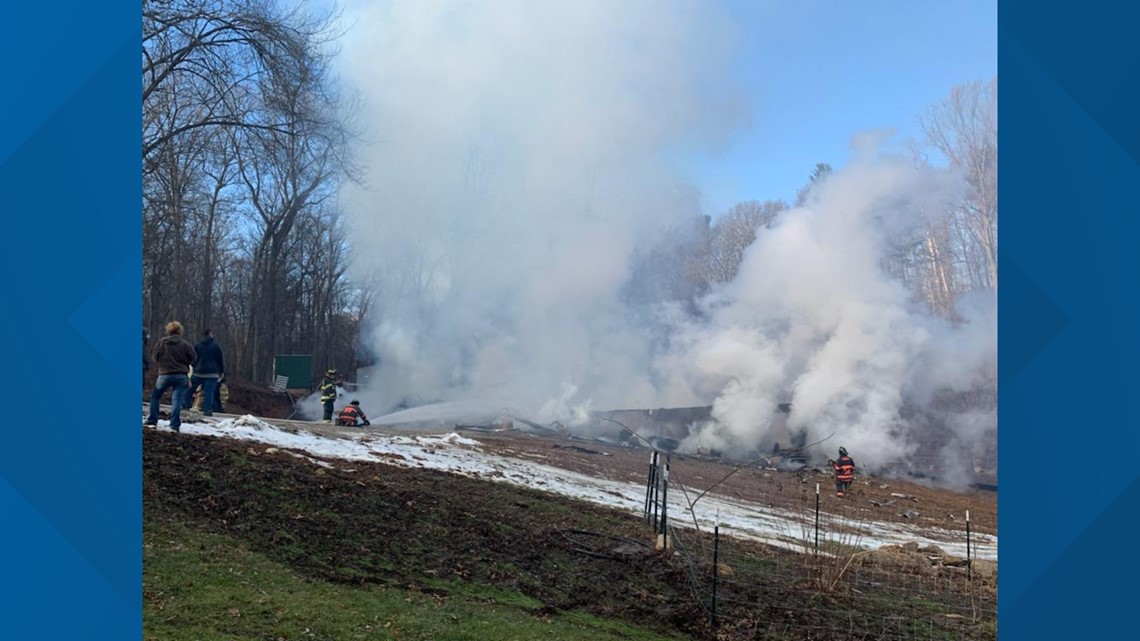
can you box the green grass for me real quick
[144,519,686,641]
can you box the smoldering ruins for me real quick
[333,1,998,490]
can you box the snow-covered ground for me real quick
[146,414,996,561]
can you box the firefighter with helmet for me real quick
[337,400,371,427]
[829,447,856,497]
[319,368,339,424]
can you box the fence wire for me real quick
[640,452,997,640]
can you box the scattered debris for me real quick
[757,458,779,471]
[899,509,920,519]
[591,437,629,447]
[777,459,808,473]
[647,436,680,452]
[512,416,565,434]
[890,492,920,502]
[869,498,896,507]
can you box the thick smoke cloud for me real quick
[662,154,996,471]
[337,0,746,416]
[335,1,997,479]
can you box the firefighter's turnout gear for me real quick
[829,448,855,498]
[319,370,338,423]
[336,400,370,427]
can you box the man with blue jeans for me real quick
[145,321,197,432]
[188,328,225,416]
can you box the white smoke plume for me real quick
[335,1,997,479]
[660,152,995,472]
[337,0,746,417]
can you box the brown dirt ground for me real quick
[144,430,706,637]
[460,429,997,538]
[141,373,996,538]
[143,428,996,640]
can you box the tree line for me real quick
[142,0,996,387]
[626,78,998,321]
[143,0,365,385]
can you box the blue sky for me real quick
[326,0,997,217]
[682,0,997,215]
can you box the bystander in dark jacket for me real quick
[188,329,226,416]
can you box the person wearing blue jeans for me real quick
[149,373,190,430]
[188,328,225,416]
[145,321,197,432]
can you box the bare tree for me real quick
[622,215,711,308]
[143,0,362,386]
[920,78,998,290]
[143,0,340,167]
[695,200,787,287]
[191,138,240,332]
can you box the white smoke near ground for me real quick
[659,153,995,473]
[337,0,746,418]
[335,1,997,480]
[295,386,352,422]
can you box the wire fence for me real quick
[640,450,997,640]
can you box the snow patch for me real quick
[147,414,995,560]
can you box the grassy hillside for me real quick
[143,430,994,640]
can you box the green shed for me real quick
[273,354,313,389]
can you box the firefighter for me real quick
[336,400,370,427]
[829,447,856,497]
[319,369,339,424]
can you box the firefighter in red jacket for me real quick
[336,400,371,427]
[829,447,855,497]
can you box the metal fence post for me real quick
[644,451,657,523]
[652,452,660,529]
[966,509,972,581]
[814,482,820,557]
[659,454,670,549]
[711,514,720,630]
